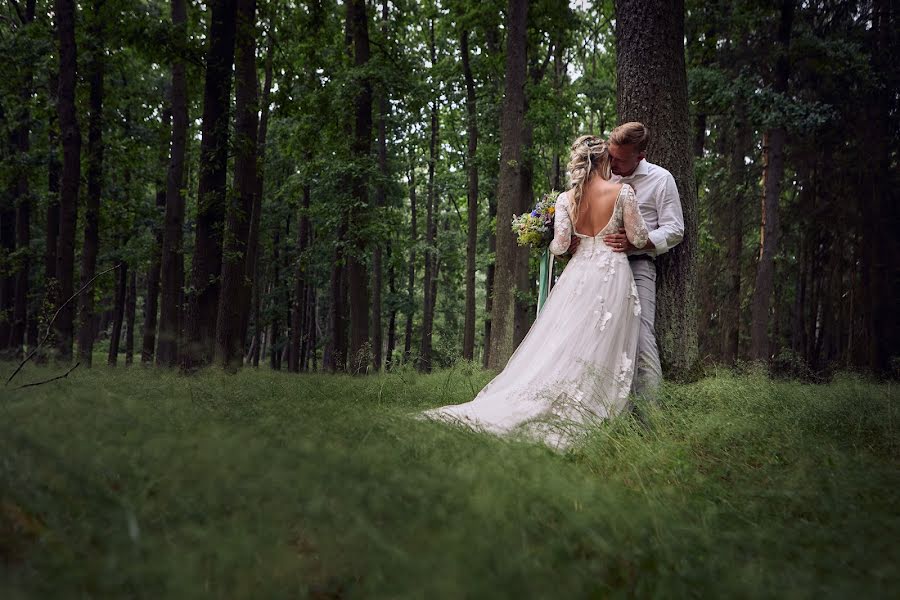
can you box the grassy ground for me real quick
[1,362,897,599]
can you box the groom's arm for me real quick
[647,174,684,256]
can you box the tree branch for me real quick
[6,263,123,386]
[15,362,80,390]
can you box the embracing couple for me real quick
[423,122,685,450]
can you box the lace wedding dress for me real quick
[421,184,650,450]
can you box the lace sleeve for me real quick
[622,185,649,249]
[549,192,572,256]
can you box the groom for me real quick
[603,122,684,400]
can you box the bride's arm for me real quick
[623,186,650,249]
[549,192,573,256]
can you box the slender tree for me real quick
[76,0,106,366]
[54,0,81,360]
[750,0,794,361]
[157,0,190,367]
[461,27,479,362]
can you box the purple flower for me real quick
[531,210,538,217]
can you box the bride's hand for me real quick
[604,229,632,252]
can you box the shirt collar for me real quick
[622,159,649,179]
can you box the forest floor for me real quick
[1,362,897,598]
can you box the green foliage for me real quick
[1,366,896,597]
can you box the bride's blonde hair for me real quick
[567,134,612,227]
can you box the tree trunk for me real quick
[141,100,171,365]
[269,227,282,370]
[461,28,479,362]
[722,102,750,364]
[8,0,36,355]
[108,261,127,366]
[157,0,189,367]
[346,0,373,374]
[418,18,439,374]
[483,192,497,369]
[289,183,311,372]
[750,0,793,361]
[125,270,136,365]
[181,0,237,370]
[243,30,273,355]
[45,70,61,333]
[215,0,258,371]
[615,0,699,379]
[54,0,81,361]
[487,0,528,369]
[76,0,105,366]
[370,0,390,372]
[386,241,397,369]
[403,160,417,362]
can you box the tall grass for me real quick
[1,362,897,598]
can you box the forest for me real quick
[0,0,897,380]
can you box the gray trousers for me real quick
[629,258,662,400]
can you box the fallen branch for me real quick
[15,362,80,390]
[6,263,122,387]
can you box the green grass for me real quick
[1,362,897,598]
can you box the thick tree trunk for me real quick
[108,261,127,366]
[487,0,528,369]
[346,0,373,374]
[461,29,479,362]
[157,0,189,367]
[215,0,258,371]
[370,0,390,371]
[54,0,81,361]
[77,0,105,366]
[181,0,237,370]
[125,270,136,365]
[403,162,417,362]
[750,0,793,361]
[615,0,699,378]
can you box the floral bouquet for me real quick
[511,191,559,249]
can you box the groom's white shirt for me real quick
[611,159,684,257]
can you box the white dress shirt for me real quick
[611,159,684,257]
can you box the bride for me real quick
[421,135,650,450]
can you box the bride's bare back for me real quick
[574,178,624,237]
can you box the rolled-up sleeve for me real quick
[648,173,684,255]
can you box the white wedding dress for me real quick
[421,184,650,450]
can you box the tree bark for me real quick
[615,0,699,378]
[181,0,237,370]
[750,0,793,361]
[215,0,258,371]
[54,0,81,361]
[461,28,479,362]
[487,0,528,369]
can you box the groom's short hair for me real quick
[610,122,650,153]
